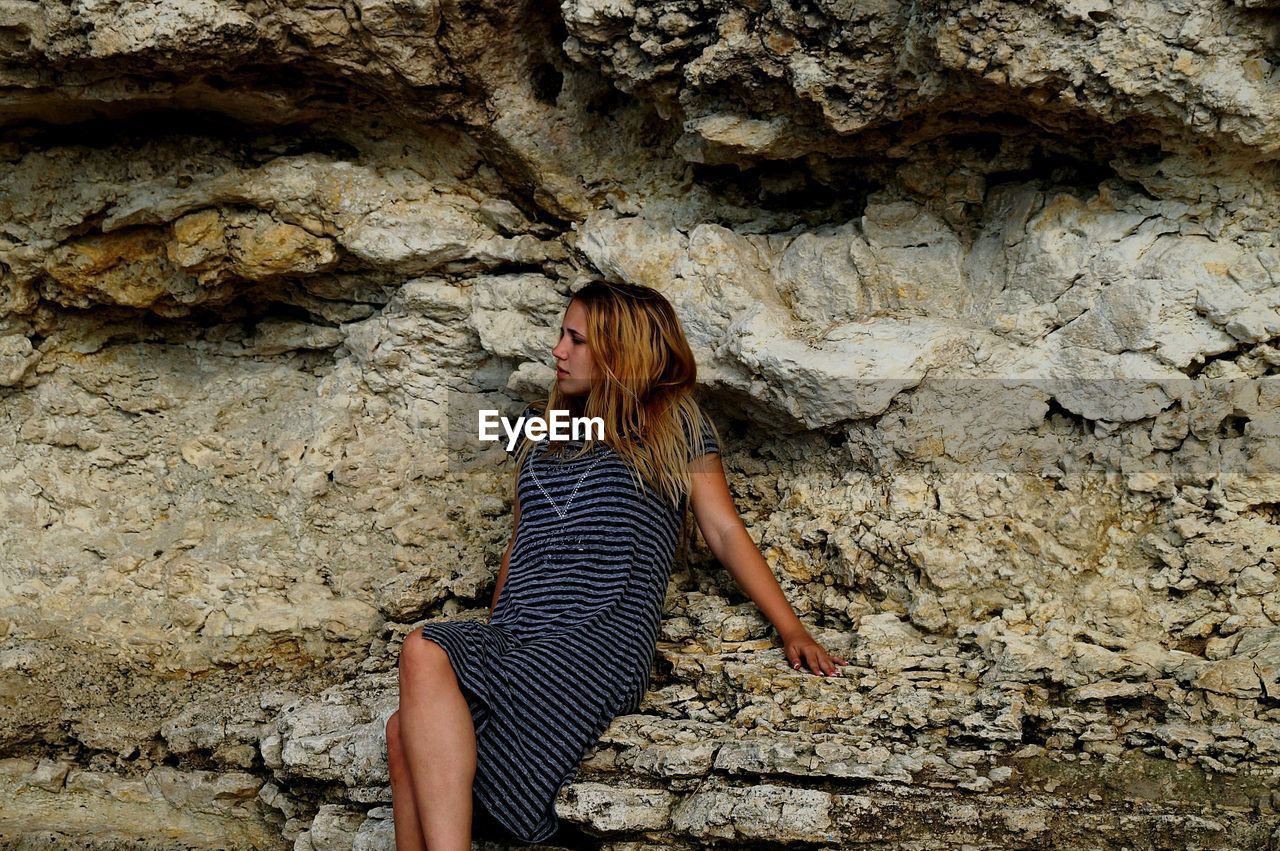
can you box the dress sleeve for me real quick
[686,413,720,463]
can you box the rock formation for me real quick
[0,0,1277,847]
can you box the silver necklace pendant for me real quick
[528,442,606,520]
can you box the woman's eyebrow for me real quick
[561,326,586,337]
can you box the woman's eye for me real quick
[556,328,584,345]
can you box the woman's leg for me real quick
[385,710,427,851]
[397,627,477,851]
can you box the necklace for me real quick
[527,441,606,520]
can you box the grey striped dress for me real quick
[417,404,719,843]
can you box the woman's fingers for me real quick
[787,643,812,672]
[803,646,839,676]
[820,649,843,676]
[784,640,850,676]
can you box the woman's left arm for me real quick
[689,455,850,677]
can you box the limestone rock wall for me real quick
[1,0,1278,848]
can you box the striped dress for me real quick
[417,404,719,843]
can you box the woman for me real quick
[387,280,848,850]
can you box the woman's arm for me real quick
[689,455,849,676]
[488,495,520,621]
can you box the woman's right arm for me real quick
[488,495,519,620]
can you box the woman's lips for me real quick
[557,368,569,376]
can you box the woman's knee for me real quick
[386,710,401,749]
[399,628,455,688]
[385,711,411,782]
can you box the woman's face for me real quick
[551,299,598,397]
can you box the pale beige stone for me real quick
[1,0,1279,847]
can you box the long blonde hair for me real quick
[512,279,720,530]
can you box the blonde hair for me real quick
[512,280,721,553]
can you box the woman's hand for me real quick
[783,631,850,677]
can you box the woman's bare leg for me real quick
[397,627,477,851]
[386,710,427,851]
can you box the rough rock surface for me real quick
[1,0,1278,848]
